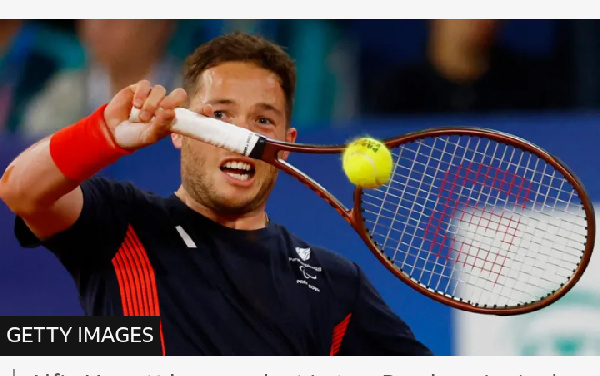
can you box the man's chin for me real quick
[208,178,274,214]
[210,196,261,215]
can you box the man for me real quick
[22,20,182,136]
[0,32,432,356]
[365,19,570,114]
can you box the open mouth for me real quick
[220,160,256,181]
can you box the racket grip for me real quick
[125,107,264,157]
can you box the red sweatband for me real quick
[50,104,132,181]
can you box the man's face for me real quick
[172,62,297,215]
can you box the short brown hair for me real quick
[183,31,296,126]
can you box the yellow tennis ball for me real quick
[343,137,393,189]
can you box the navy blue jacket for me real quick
[16,177,432,356]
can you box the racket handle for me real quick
[122,107,264,157]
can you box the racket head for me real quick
[353,127,595,315]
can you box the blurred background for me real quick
[2,18,600,134]
[2,19,600,356]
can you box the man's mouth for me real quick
[220,160,256,182]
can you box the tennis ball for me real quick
[343,137,393,189]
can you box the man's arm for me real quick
[0,80,186,240]
[1,136,85,240]
[337,265,433,356]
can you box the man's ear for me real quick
[280,127,297,161]
[287,127,297,143]
[171,133,183,149]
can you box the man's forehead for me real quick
[191,62,285,107]
[199,62,281,88]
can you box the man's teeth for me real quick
[222,161,253,181]
[226,172,250,181]
[223,161,251,171]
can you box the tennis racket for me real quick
[124,108,595,316]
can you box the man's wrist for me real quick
[49,104,132,181]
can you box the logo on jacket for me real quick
[295,247,311,261]
[290,246,322,292]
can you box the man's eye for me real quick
[258,117,272,124]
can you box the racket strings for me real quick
[393,149,579,208]
[362,200,585,261]
[360,135,588,308]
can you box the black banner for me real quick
[0,316,161,356]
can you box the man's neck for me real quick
[175,186,269,231]
[429,40,490,83]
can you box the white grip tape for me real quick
[124,107,262,156]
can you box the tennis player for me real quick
[0,32,432,356]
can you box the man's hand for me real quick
[104,80,187,149]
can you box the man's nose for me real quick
[232,118,251,131]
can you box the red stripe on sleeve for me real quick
[123,233,150,316]
[128,227,162,318]
[329,313,352,356]
[118,237,143,316]
[112,225,166,356]
[112,252,134,316]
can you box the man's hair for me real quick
[183,31,296,126]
